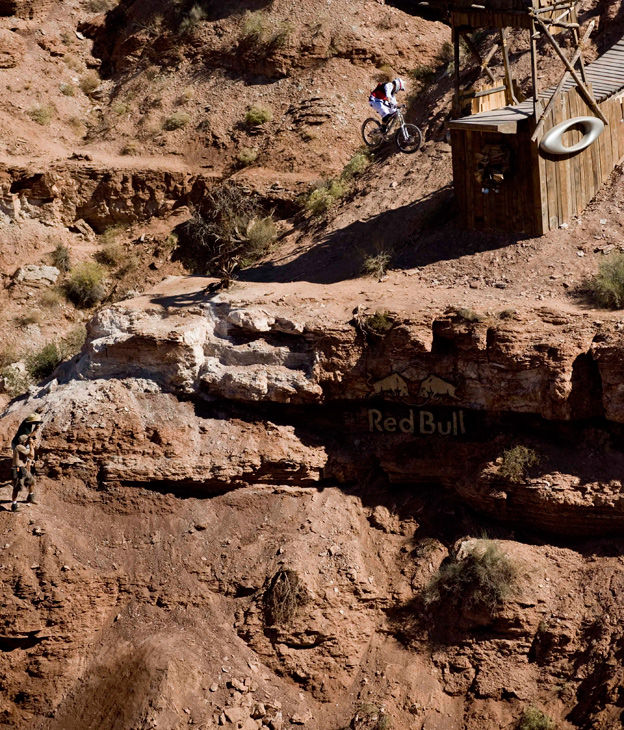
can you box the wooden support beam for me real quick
[460,30,497,84]
[531,20,595,142]
[530,18,540,117]
[499,27,518,105]
[531,13,608,125]
[453,27,461,116]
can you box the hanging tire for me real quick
[362,118,384,149]
[396,123,422,154]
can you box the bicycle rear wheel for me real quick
[362,118,384,149]
[396,123,422,154]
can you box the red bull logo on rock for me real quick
[368,408,466,436]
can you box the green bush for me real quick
[245,106,273,126]
[28,105,54,125]
[517,707,555,730]
[237,147,258,167]
[499,446,540,483]
[342,152,370,180]
[365,310,394,334]
[305,179,349,216]
[65,262,106,308]
[423,540,517,617]
[2,366,31,398]
[60,83,75,97]
[26,342,63,381]
[246,217,277,252]
[163,112,190,131]
[179,3,207,34]
[112,102,130,116]
[586,252,624,308]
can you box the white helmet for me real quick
[394,77,405,92]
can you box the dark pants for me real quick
[12,466,34,501]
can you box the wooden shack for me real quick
[443,0,624,235]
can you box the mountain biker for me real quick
[369,77,406,131]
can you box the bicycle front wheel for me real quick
[362,118,384,149]
[396,123,422,154]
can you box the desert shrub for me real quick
[375,64,395,83]
[179,3,207,34]
[499,308,516,320]
[121,142,139,156]
[60,83,75,96]
[163,112,190,131]
[112,102,130,116]
[2,366,31,398]
[498,446,540,483]
[96,243,124,267]
[411,64,436,85]
[63,54,83,72]
[177,87,194,104]
[117,253,139,276]
[305,179,349,215]
[352,704,392,730]
[51,243,71,272]
[362,251,391,280]
[80,71,100,95]
[26,342,63,381]
[16,312,41,327]
[342,152,370,180]
[436,41,454,65]
[245,106,273,126]
[174,184,274,275]
[365,310,394,334]
[585,252,624,308]
[517,707,555,730]
[64,262,106,308]
[264,569,307,626]
[68,116,85,134]
[423,540,517,617]
[237,147,258,167]
[453,307,485,322]
[99,224,124,246]
[246,217,277,252]
[0,346,18,369]
[240,11,290,53]
[62,325,87,357]
[28,105,54,125]
[39,288,64,310]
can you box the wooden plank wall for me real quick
[450,124,539,234]
[538,87,624,231]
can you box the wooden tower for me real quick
[439,0,624,235]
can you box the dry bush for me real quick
[452,307,485,323]
[62,325,87,357]
[80,71,100,95]
[585,252,624,308]
[121,142,140,156]
[264,569,307,626]
[361,251,391,280]
[15,312,41,328]
[237,147,258,167]
[39,288,64,310]
[163,112,190,131]
[245,106,273,126]
[52,243,71,272]
[28,105,54,125]
[60,83,75,97]
[179,3,207,34]
[68,116,85,134]
[174,184,276,275]
[64,262,106,308]
[423,540,517,617]
[517,707,555,730]
[375,64,395,83]
[112,102,130,116]
[352,704,393,730]
[498,446,540,483]
[96,243,124,267]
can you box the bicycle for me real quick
[361,105,422,154]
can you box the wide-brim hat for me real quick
[25,413,43,423]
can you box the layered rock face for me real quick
[3,281,623,535]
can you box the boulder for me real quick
[13,265,60,286]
